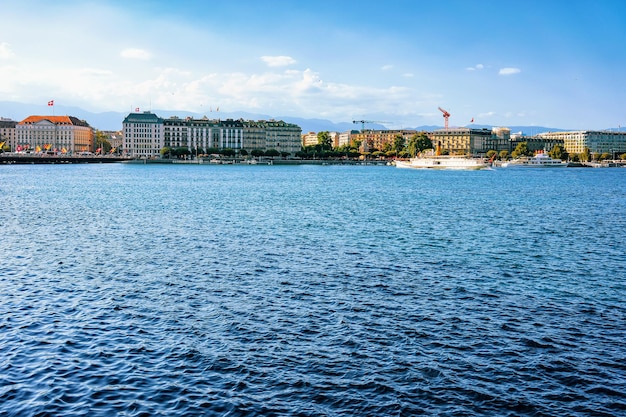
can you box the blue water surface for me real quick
[1,163,625,416]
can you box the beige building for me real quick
[427,127,508,155]
[16,115,94,153]
[536,131,626,156]
[352,129,418,152]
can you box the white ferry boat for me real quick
[501,152,567,168]
[395,154,489,170]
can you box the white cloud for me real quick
[260,55,296,67]
[466,64,484,71]
[120,48,152,60]
[381,65,393,71]
[0,42,15,59]
[499,67,521,75]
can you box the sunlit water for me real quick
[1,163,625,416]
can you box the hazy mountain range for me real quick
[2,101,623,135]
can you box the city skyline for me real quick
[1,0,625,131]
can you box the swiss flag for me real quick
[48,100,54,106]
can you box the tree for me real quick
[499,150,509,160]
[549,144,568,161]
[160,147,172,158]
[406,133,432,157]
[393,135,405,154]
[251,149,264,157]
[222,148,235,157]
[95,130,112,154]
[265,149,280,157]
[239,149,248,156]
[317,131,332,150]
[580,147,591,162]
[486,150,498,160]
[511,142,531,159]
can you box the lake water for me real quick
[1,163,625,416]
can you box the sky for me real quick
[1,0,625,130]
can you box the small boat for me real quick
[395,153,488,170]
[501,152,567,168]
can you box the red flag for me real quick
[470,118,474,123]
[135,107,139,112]
[48,100,54,106]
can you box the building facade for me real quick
[122,112,164,157]
[16,116,94,153]
[352,129,418,152]
[122,112,302,157]
[536,131,626,156]
[0,118,17,151]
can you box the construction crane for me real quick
[438,107,450,130]
[352,120,389,132]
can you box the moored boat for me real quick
[395,154,489,170]
[501,152,567,168]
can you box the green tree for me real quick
[317,131,332,150]
[549,144,568,161]
[393,135,406,153]
[95,130,112,154]
[486,150,498,160]
[239,149,249,156]
[620,153,626,161]
[511,142,531,159]
[265,149,280,157]
[160,147,172,158]
[580,147,591,162]
[406,133,432,157]
[499,150,509,160]
[251,149,264,157]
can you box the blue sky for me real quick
[1,0,625,129]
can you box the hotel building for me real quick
[536,131,626,156]
[427,127,510,155]
[16,116,94,153]
[123,112,302,157]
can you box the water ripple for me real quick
[1,164,625,416]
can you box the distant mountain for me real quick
[2,101,623,135]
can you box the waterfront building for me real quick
[122,112,164,158]
[536,131,626,157]
[0,118,17,151]
[162,116,243,153]
[337,131,352,148]
[16,116,94,153]
[261,119,302,155]
[352,129,418,153]
[102,131,123,152]
[509,135,564,154]
[122,112,302,157]
[427,128,495,155]
[302,132,318,147]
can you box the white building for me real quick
[122,112,164,157]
